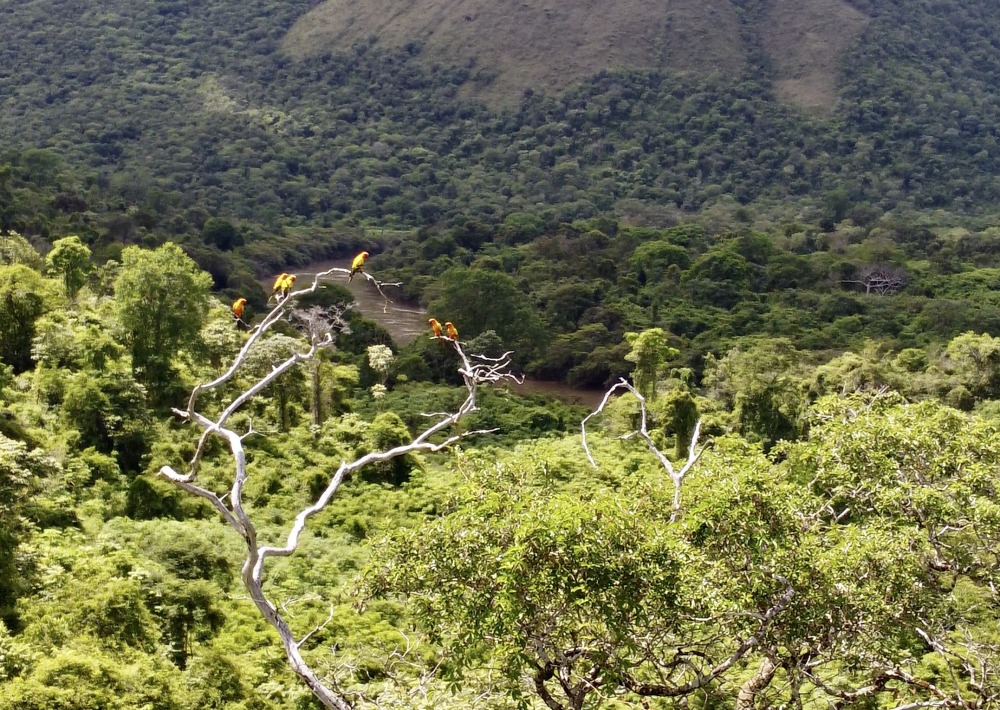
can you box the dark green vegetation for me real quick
[2,0,1000,232]
[382,213,1000,396]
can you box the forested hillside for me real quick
[3,0,1000,229]
[6,0,1000,706]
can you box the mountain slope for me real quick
[282,0,867,111]
[2,0,1000,230]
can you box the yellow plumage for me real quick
[349,251,370,282]
[270,273,289,300]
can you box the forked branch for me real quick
[159,272,519,710]
[581,378,704,521]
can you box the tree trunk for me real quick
[311,360,322,427]
[736,656,777,710]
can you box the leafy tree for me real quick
[946,331,1000,399]
[704,338,806,448]
[809,342,905,398]
[683,244,753,308]
[113,243,212,401]
[60,370,150,467]
[243,334,309,431]
[44,235,90,299]
[623,327,677,401]
[0,436,55,629]
[0,231,43,269]
[653,386,700,458]
[365,343,395,401]
[628,240,690,284]
[200,217,243,251]
[362,412,415,485]
[0,264,59,373]
[365,441,798,709]
[428,266,546,361]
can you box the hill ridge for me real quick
[281,0,868,112]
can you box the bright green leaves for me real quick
[0,264,61,374]
[365,392,1000,708]
[0,435,56,628]
[623,327,677,401]
[947,331,1000,398]
[366,444,786,706]
[704,338,807,449]
[113,243,212,401]
[44,236,90,299]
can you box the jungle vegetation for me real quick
[3,222,1000,707]
[5,0,1000,706]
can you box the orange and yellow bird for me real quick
[444,322,459,341]
[231,297,247,320]
[348,251,369,282]
[280,274,296,298]
[270,273,290,301]
[428,318,444,338]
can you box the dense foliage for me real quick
[5,0,1000,705]
[3,0,1000,233]
[3,228,1000,707]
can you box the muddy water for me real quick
[292,259,606,409]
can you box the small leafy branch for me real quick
[159,267,518,709]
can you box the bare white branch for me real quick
[581,378,704,521]
[158,280,517,710]
[297,603,336,651]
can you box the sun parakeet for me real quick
[349,251,370,282]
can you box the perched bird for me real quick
[428,318,444,338]
[231,297,247,321]
[444,322,459,341]
[280,274,296,299]
[348,251,370,282]
[270,273,290,301]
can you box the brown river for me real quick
[290,259,607,409]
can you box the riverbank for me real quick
[285,259,608,410]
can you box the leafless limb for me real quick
[735,656,778,710]
[843,263,909,296]
[620,577,795,697]
[916,628,974,709]
[321,265,403,312]
[581,378,704,521]
[158,275,519,710]
[297,603,336,651]
[801,662,963,710]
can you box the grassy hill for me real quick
[283,0,867,112]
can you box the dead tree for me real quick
[843,263,909,295]
[159,267,518,709]
[581,378,704,522]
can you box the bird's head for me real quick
[361,251,370,259]
[287,274,297,284]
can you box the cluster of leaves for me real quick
[367,391,1000,708]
